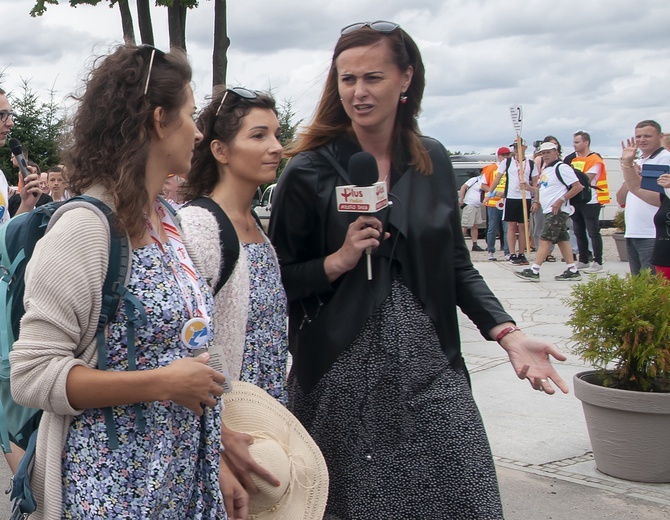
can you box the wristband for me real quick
[496,326,521,343]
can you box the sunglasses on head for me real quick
[138,44,167,96]
[214,87,259,117]
[340,20,400,35]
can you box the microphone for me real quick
[336,151,390,280]
[348,151,378,187]
[9,138,30,180]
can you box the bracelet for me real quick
[496,326,521,343]
[620,160,635,168]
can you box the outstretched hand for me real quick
[621,137,638,164]
[499,333,569,395]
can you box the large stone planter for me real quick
[574,371,670,483]
[612,232,628,262]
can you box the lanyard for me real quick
[144,199,210,324]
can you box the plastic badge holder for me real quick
[640,163,669,194]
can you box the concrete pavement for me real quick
[465,249,670,519]
[1,235,668,518]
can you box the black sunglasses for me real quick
[214,87,259,117]
[138,44,167,96]
[0,111,16,123]
[340,20,400,35]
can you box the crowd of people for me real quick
[0,18,666,520]
[459,122,670,282]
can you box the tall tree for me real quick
[212,0,229,88]
[136,0,154,46]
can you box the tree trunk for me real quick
[117,0,136,45]
[136,0,154,46]
[212,0,229,89]
[167,2,187,51]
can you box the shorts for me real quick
[540,211,570,244]
[461,204,484,228]
[502,198,531,223]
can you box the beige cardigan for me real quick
[9,186,207,519]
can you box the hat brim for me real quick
[222,381,329,520]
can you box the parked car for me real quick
[254,183,276,231]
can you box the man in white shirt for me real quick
[458,173,485,252]
[616,120,670,275]
[515,142,584,282]
[489,139,538,266]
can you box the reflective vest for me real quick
[482,163,506,207]
[570,153,610,205]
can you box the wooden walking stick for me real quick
[509,105,531,255]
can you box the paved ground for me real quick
[2,229,668,518]
[466,229,670,518]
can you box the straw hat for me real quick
[222,381,329,520]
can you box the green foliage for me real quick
[276,99,301,178]
[566,270,670,392]
[612,210,625,233]
[0,80,65,183]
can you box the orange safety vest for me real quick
[570,153,610,205]
[481,163,506,207]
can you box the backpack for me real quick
[554,163,593,205]
[0,196,148,456]
[182,197,262,294]
[502,157,535,198]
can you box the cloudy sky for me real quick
[1,0,668,157]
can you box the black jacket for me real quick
[269,136,513,390]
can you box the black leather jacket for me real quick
[269,136,513,390]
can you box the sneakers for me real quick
[471,243,485,252]
[576,261,590,269]
[505,254,514,262]
[584,262,603,273]
[512,254,529,266]
[515,268,540,282]
[488,252,497,261]
[554,269,582,281]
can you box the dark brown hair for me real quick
[65,45,192,238]
[287,25,431,173]
[635,120,662,133]
[184,88,277,200]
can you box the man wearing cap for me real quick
[568,131,610,273]
[481,147,511,260]
[489,139,538,265]
[515,142,583,282]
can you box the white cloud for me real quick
[1,0,668,159]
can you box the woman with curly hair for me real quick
[10,45,226,519]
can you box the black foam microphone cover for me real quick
[348,151,379,186]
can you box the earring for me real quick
[399,93,408,104]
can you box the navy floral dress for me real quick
[61,243,225,519]
[240,242,289,404]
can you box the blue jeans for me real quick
[486,207,508,254]
[626,238,656,275]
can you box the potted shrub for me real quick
[611,210,627,262]
[566,270,670,482]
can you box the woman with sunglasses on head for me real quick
[269,21,569,519]
[10,45,227,519]
[178,87,288,511]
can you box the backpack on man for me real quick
[554,163,594,205]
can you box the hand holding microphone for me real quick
[335,152,390,280]
[9,138,40,200]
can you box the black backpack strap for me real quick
[183,197,240,294]
[554,163,570,191]
[503,157,512,198]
